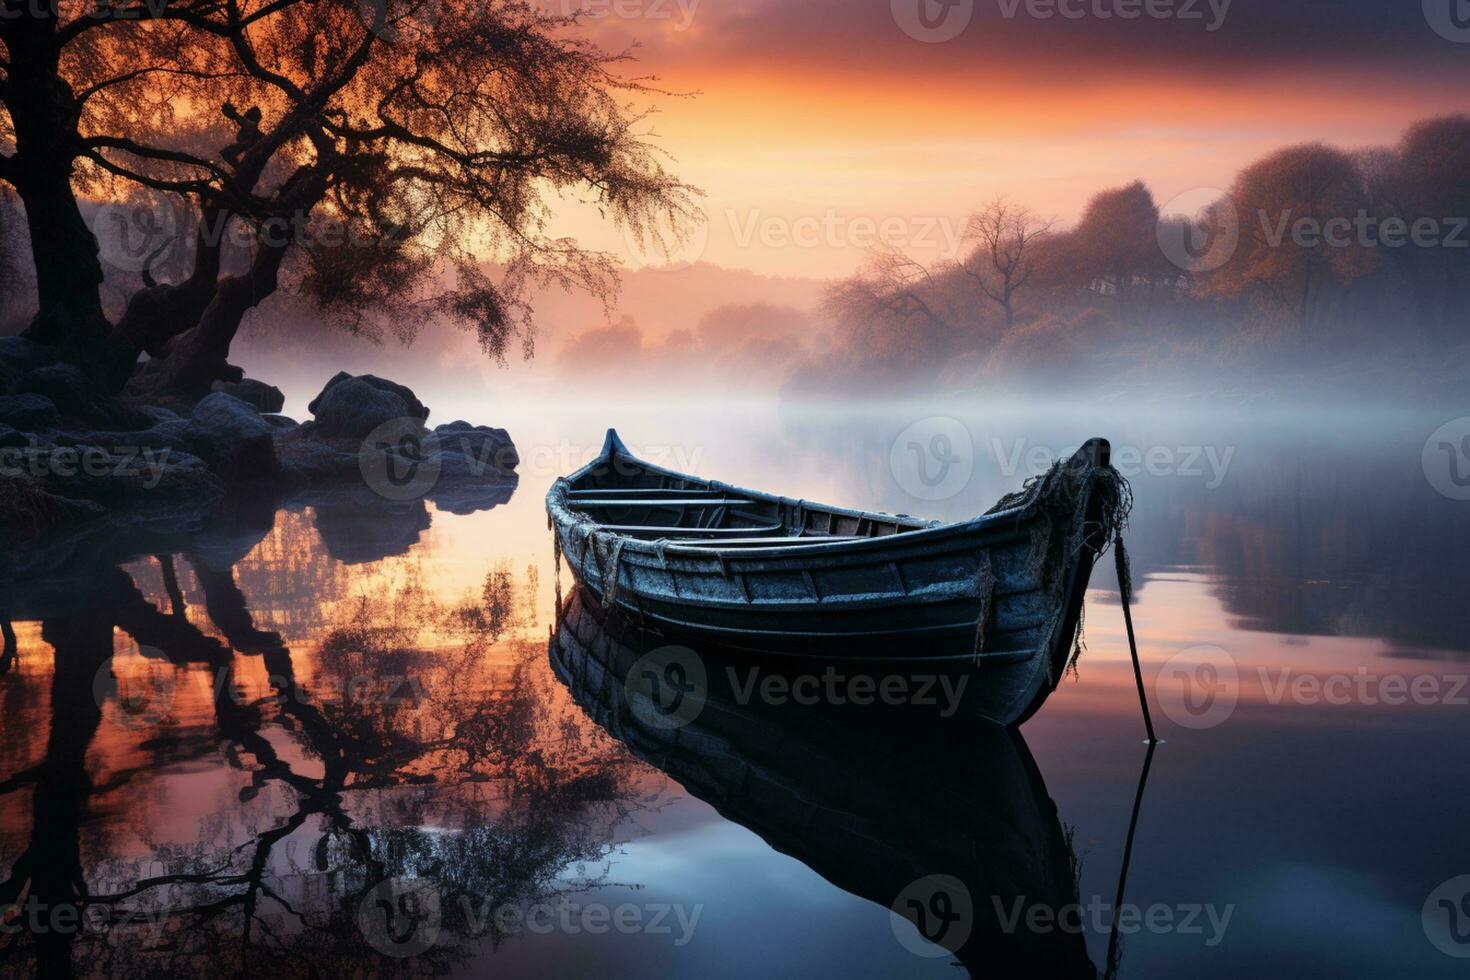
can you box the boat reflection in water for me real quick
[549,586,1101,978]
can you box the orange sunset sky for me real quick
[541,0,1470,278]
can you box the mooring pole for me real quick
[1104,739,1158,978]
[1114,534,1158,745]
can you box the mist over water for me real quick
[4,376,1468,977]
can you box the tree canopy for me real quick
[808,114,1470,393]
[0,0,697,393]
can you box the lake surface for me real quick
[2,395,1469,978]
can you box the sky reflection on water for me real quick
[2,398,1468,978]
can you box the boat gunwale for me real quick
[546,428,1054,560]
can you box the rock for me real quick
[184,392,278,480]
[261,414,298,429]
[0,393,61,431]
[137,405,182,425]
[307,379,417,440]
[55,418,194,455]
[0,424,27,449]
[0,337,60,373]
[212,378,285,414]
[432,421,519,475]
[272,426,361,484]
[308,372,428,430]
[21,364,92,413]
[0,470,106,537]
[18,363,135,426]
[13,444,220,505]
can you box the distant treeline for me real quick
[790,113,1470,401]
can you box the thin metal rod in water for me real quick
[1114,534,1158,745]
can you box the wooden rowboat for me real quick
[546,429,1130,725]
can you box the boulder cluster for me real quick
[0,337,519,536]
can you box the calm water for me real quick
[2,396,1469,978]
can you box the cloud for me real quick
[567,0,1465,80]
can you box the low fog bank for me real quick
[191,240,1463,418]
[5,203,1462,416]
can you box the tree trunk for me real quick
[128,159,332,399]
[1300,267,1318,337]
[138,242,290,398]
[101,207,231,391]
[5,17,110,366]
[14,165,108,356]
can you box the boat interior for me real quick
[564,454,932,549]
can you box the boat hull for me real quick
[547,431,1120,726]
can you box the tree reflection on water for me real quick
[0,503,653,978]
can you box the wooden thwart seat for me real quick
[595,522,785,538]
[566,487,724,498]
[568,498,753,509]
[665,535,866,547]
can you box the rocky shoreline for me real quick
[0,336,519,542]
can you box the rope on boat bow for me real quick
[970,551,996,666]
[552,521,564,619]
[983,451,1131,678]
[589,528,629,621]
[980,447,1157,744]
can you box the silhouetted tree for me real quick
[1066,181,1160,315]
[960,197,1053,328]
[0,1,696,395]
[817,245,980,385]
[1384,114,1470,334]
[1203,144,1372,332]
[0,187,24,326]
